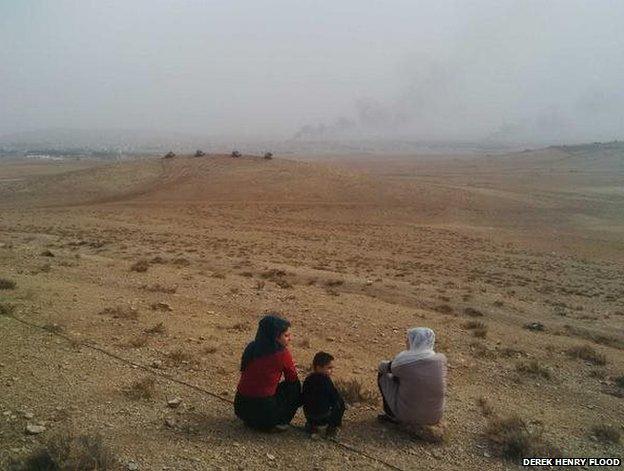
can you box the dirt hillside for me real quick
[1,150,622,470]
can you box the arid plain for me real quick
[1,143,623,470]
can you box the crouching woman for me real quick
[234,314,301,431]
[377,327,447,434]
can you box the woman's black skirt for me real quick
[234,380,301,430]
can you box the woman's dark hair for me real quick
[313,351,334,368]
[240,314,291,371]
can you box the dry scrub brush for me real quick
[0,277,16,290]
[478,398,561,461]
[130,259,150,272]
[463,320,488,338]
[485,415,562,461]
[464,307,484,317]
[0,302,16,316]
[9,431,114,471]
[42,323,65,334]
[477,396,493,417]
[166,348,193,366]
[567,345,607,365]
[564,325,622,349]
[125,334,149,348]
[141,283,177,294]
[202,345,218,355]
[124,377,156,400]
[144,322,166,335]
[516,360,552,380]
[591,424,621,444]
[99,306,139,320]
[334,378,377,405]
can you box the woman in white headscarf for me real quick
[377,327,447,426]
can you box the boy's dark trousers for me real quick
[305,400,345,428]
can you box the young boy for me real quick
[302,351,346,439]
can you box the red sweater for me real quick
[237,349,298,397]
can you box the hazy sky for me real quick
[1,0,623,143]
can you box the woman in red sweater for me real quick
[234,314,301,431]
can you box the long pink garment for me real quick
[379,353,447,425]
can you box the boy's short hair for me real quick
[313,351,334,368]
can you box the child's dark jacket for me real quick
[302,372,344,419]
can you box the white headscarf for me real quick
[392,327,436,369]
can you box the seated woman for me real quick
[377,327,447,431]
[234,314,301,431]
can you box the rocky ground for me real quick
[0,149,622,470]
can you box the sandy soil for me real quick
[0,146,622,470]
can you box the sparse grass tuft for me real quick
[150,302,172,312]
[567,345,607,365]
[464,320,486,329]
[434,304,454,315]
[202,345,217,355]
[144,322,166,335]
[516,360,551,379]
[260,268,293,288]
[464,320,488,338]
[334,378,377,405]
[42,323,65,334]
[404,423,446,443]
[141,283,177,294]
[229,321,250,332]
[485,415,561,461]
[477,396,493,417]
[124,377,156,400]
[275,279,292,289]
[0,303,16,316]
[260,268,286,280]
[166,348,192,366]
[0,278,16,290]
[469,341,493,358]
[172,257,191,267]
[126,334,148,348]
[324,279,344,288]
[499,347,525,358]
[473,328,487,338]
[9,431,115,470]
[591,424,621,444]
[563,325,622,349]
[99,306,139,320]
[464,307,483,317]
[588,368,606,379]
[614,375,624,388]
[130,259,149,272]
